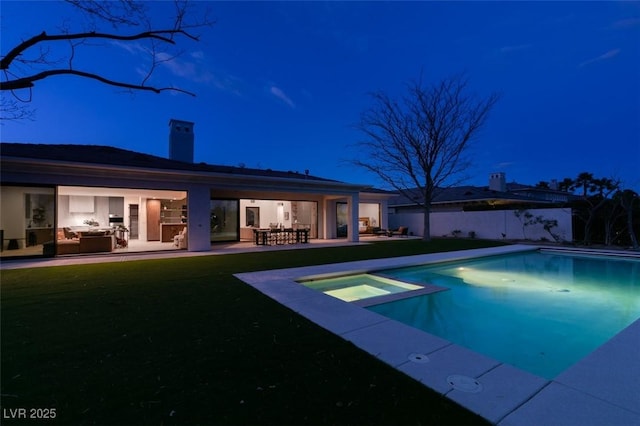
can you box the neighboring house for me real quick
[389,172,577,241]
[1,119,392,258]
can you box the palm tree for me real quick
[574,172,594,197]
[558,178,574,192]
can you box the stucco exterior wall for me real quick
[389,208,573,242]
[187,185,212,251]
[1,186,31,240]
[387,212,424,237]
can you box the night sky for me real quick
[2,1,639,191]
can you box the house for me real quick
[388,172,576,241]
[0,119,392,258]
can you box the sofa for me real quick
[56,239,80,255]
[79,235,114,253]
[56,228,115,254]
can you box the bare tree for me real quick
[1,0,213,120]
[353,74,499,241]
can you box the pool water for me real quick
[367,251,640,379]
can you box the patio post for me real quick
[186,185,212,251]
[347,192,360,243]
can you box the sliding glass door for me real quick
[210,199,239,242]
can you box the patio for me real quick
[0,235,419,270]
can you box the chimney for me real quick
[549,179,558,190]
[168,119,194,163]
[489,172,506,192]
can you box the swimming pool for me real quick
[365,250,640,379]
[237,245,640,423]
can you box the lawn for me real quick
[1,239,505,425]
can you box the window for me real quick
[336,202,348,238]
[246,207,260,227]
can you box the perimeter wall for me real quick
[389,208,573,242]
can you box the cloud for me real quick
[209,73,244,96]
[135,66,149,79]
[110,39,243,96]
[579,48,621,68]
[111,40,147,55]
[153,52,243,96]
[269,86,296,108]
[610,17,640,30]
[494,162,516,169]
[190,51,205,60]
[156,52,198,78]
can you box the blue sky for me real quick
[2,1,639,191]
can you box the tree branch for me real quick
[0,94,35,121]
[1,69,195,96]
[1,29,198,70]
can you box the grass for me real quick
[1,238,505,425]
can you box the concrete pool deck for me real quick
[235,244,640,425]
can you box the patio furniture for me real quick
[372,227,390,237]
[391,226,409,237]
[270,228,285,245]
[254,229,271,245]
[284,228,296,244]
[295,228,310,243]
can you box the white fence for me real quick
[389,208,573,242]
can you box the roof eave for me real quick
[1,156,370,192]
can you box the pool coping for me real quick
[235,244,640,425]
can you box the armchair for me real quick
[174,227,187,249]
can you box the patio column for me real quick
[347,192,360,243]
[186,185,211,251]
[379,199,389,230]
